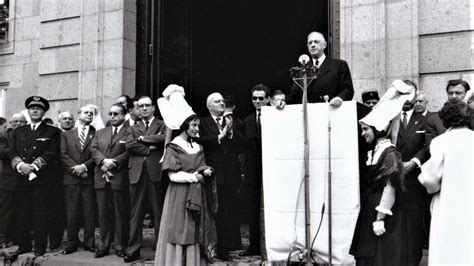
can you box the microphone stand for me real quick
[290,62,318,264]
[324,96,333,266]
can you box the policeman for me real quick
[361,89,380,109]
[8,96,60,259]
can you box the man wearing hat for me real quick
[7,96,60,259]
[361,89,380,109]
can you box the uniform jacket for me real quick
[8,123,60,186]
[60,126,96,185]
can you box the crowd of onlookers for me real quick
[0,30,473,266]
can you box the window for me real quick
[0,0,9,44]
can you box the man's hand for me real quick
[224,116,233,129]
[71,165,87,176]
[137,136,144,142]
[329,97,343,108]
[402,161,416,173]
[149,145,157,151]
[19,163,34,175]
[275,100,286,110]
[102,158,117,169]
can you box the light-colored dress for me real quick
[154,137,217,266]
[419,127,473,265]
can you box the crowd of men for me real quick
[0,31,473,265]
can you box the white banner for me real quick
[261,101,360,264]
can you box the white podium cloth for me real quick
[261,101,360,264]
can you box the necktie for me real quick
[315,59,319,67]
[79,126,86,149]
[402,112,408,129]
[32,124,36,131]
[256,111,261,127]
[145,121,149,132]
[256,111,261,138]
[216,117,223,131]
[113,127,118,138]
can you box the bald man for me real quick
[58,111,75,132]
[196,92,244,261]
[8,113,27,130]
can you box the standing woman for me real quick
[349,120,408,265]
[155,85,218,265]
[349,81,415,265]
[418,99,473,265]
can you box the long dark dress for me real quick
[155,142,218,265]
[350,145,408,266]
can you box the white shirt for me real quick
[312,53,326,67]
[112,123,124,135]
[400,109,414,124]
[77,125,90,138]
[31,121,42,131]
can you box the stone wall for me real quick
[339,0,473,112]
[0,0,136,122]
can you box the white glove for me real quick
[373,220,386,236]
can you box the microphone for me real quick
[323,95,329,103]
[298,54,310,66]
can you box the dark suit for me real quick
[287,58,354,104]
[8,123,60,252]
[90,125,130,252]
[197,116,244,255]
[60,126,96,249]
[396,111,429,263]
[0,131,16,245]
[425,112,446,152]
[125,118,167,256]
[242,112,263,254]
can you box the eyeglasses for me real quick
[252,96,265,101]
[108,112,121,116]
[138,104,152,108]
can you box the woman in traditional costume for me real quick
[154,85,218,265]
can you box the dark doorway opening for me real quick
[136,0,330,118]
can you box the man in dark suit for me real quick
[242,84,271,257]
[395,81,430,264]
[0,122,15,248]
[8,96,60,258]
[425,79,471,147]
[124,96,167,262]
[90,103,130,258]
[197,92,243,261]
[286,31,354,107]
[60,106,97,254]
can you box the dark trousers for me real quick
[47,180,65,247]
[0,190,14,244]
[247,181,262,253]
[15,185,49,251]
[96,184,130,252]
[405,185,426,264]
[215,181,241,254]
[126,166,165,255]
[64,184,95,249]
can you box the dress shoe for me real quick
[4,248,32,263]
[94,250,109,258]
[115,249,125,257]
[49,243,61,250]
[62,246,77,255]
[239,249,260,256]
[84,246,96,253]
[34,249,46,257]
[217,251,233,261]
[123,253,140,263]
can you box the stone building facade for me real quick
[0,0,473,119]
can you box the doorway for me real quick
[136,0,330,117]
